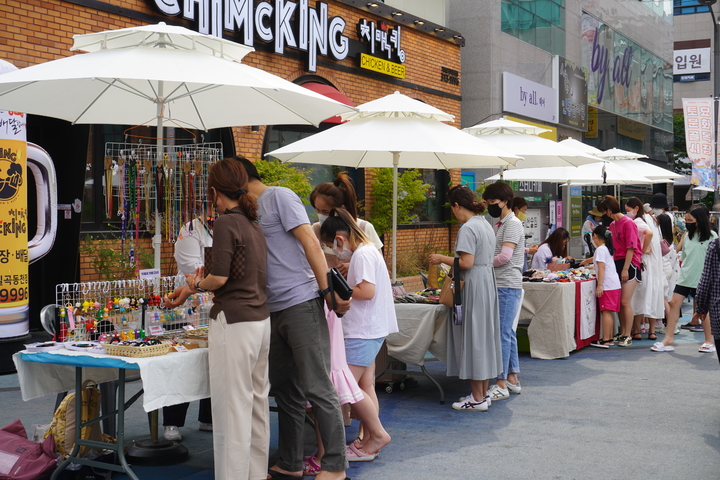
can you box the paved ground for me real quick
[2,304,719,480]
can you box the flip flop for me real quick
[650,342,674,352]
[346,442,377,462]
[267,469,306,479]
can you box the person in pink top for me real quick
[597,195,642,347]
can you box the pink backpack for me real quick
[0,420,57,480]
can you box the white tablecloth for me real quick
[387,303,448,366]
[13,348,210,412]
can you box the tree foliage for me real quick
[367,168,429,235]
[253,159,314,204]
[673,112,692,175]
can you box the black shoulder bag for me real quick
[327,267,353,318]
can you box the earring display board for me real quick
[102,142,222,244]
[54,276,211,343]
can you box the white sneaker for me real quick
[487,384,510,400]
[164,425,182,442]
[640,323,649,334]
[654,320,665,334]
[674,326,681,335]
[452,395,489,411]
[199,422,213,431]
[506,381,522,394]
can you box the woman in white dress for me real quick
[626,198,664,341]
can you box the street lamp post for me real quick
[699,0,720,211]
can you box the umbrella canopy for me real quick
[611,160,683,180]
[0,24,354,130]
[267,92,522,281]
[485,161,653,185]
[558,138,604,155]
[595,147,648,161]
[463,119,600,168]
[0,23,355,268]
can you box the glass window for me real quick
[501,0,565,56]
[674,0,710,15]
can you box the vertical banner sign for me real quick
[0,111,29,316]
[556,201,563,228]
[682,98,715,189]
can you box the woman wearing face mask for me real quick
[626,197,663,341]
[596,195,641,347]
[652,206,718,352]
[310,172,382,274]
[319,208,397,459]
[482,183,525,401]
[530,228,571,270]
[429,185,502,412]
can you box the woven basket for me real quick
[103,343,172,358]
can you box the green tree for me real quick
[673,112,692,175]
[367,168,429,235]
[253,159,314,204]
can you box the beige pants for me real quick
[209,312,271,480]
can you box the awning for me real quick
[301,82,355,124]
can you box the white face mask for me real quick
[332,238,353,261]
[626,210,636,219]
[652,208,663,216]
[317,213,328,225]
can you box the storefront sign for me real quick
[150,0,350,72]
[441,67,459,86]
[569,186,582,197]
[505,116,557,141]
[553,56,588,132]
[570,196,583,237]
[359,53,406,78]
[682,98,716,189]
[679,74,697,82]
[586,106,598,138]
[502,72,558,124]
[581,14,673,132]
[618,117,645,141]
[523,209,542,247]
[555,200,563,228]
[674,47,710,75]
[357,19,405,63]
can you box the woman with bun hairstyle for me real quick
[429,185,502,412]
[164,158,270,480]
[319,208,396,459]
[596,195,641,347]
[311,172,382,273]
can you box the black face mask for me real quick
[687,223,697,234]
[487,203,503,218]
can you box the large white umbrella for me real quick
[485,161,653,185]
[463,118,600,168]
[612,159,683,181]
[267,92,522,281]
[558,138,604,155]
[0,23,355,267]
[595,147,649,161]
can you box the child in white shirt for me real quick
[590,225,622,348]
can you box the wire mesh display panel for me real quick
[55,276,212,342]
[102,142,222,242]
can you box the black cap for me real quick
[649,193,669,209]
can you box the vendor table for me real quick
[381,303,448,403]
[520,280,598,359]
[12,348,209,480]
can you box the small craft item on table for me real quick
[103,338,172,358]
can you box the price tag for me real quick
[182,325,196,331]
[174,345,188,352]
[149,325,164,336]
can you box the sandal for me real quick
[648,333,658,341]
[590,338,614,348]
[631,333,642,340]
[302,456,321,476]
[699,343,717,353]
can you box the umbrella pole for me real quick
[392,152,399,283]
[153,83,164,270]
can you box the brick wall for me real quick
[1,0,466,280]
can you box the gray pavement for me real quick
[2,305,719,480]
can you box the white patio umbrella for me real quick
[463,119,600,168]
[595,147,649,161]
[0,23,354,267]
[611,159,683,181]
[267,92,522,281]
[485,161,653,185]
[558,138,604,155]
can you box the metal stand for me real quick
[125,410,189,465]
[376,356,445,404]
[51,368,144,480]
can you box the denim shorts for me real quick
[344,337,385,367]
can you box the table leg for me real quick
[116,369,140,480]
